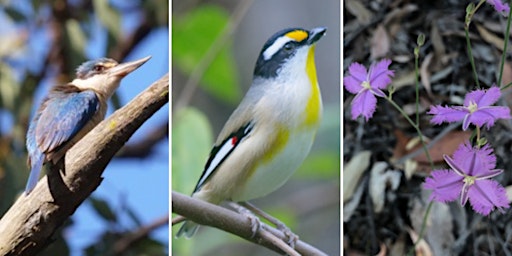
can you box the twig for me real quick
[113,214,169,254]
[172,191,328,256]
[117,121,168,158]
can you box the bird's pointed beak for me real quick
[109,56,151,77]
[307,27,327,45]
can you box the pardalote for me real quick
[177,27,326,237]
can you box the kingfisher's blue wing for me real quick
[35,90,99,153]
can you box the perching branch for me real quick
[171,191,328,256]
[0,74,169,256]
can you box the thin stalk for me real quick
[414,48,420,126]
[385,97,434,170]
[465,28,480,88]
[498,7,512,88]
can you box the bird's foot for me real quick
[228,202,261,238]
[275,222,298,248]
[239,201,299,248]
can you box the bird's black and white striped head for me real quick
[253,27,326,79]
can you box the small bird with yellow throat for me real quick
[177,27,326,238]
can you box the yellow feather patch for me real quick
[304,46,321,126]
[262,127,290,163]
[244,127,289,183]
[285,30,308,42]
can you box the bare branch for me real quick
[113,214,169,254]
[171,191,328,256]
[0,74,169,256]
[117,121,168,158]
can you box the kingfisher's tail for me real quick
[25,153,44,194]
[176,220,200,238]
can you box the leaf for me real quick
[125,203,143,228]
[343,151,371,202]
[173,5,241,104]
[93,0,122,40]
[0,28,27,59]
[370,25,390,60]
[420,52,433,97]
[345,0,372,25]
[172,107,213,193]
[4,6,26,22]
[65,19,87,57]
[369,162,401,213]
[0,63,19,111]
[392,129,471,168]
[89,197,117,223]
[476,23,512,52]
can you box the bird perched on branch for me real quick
[177,27,326,237]
[25,56,151,194]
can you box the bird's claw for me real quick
[237,205,261,238]
[276,223,298,248]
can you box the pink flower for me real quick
[423,142,510,215]
[487,0,510,16]
[428,86,511,130]
[343,59,394,121]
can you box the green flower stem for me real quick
[384,96,434,170]
[498,7,512,88]
[414,47,421,125]
[464,0,486,89]
[465,28,481,88]
[476,126,481,143]
[502,82,512,90]
[466,0,486,27]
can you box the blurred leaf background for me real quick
[0,0,169,255]
[171,0,340,255]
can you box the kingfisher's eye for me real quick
[93,65,105,72]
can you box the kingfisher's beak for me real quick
[109,56,151,77]
[307,27,327,45]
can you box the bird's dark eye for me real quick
[283,43,293,52]
[93,65,105,72]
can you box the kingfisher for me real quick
[24,56,151,194]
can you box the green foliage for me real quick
[0,63,18,111]
[172,107,213,194]
[93,0,122,40]
[85,196,167,255]
[173,5,241,104]
[65,19,87,68]
[296,151,340,179]
[143,0,169,26]
[90,196,118,223]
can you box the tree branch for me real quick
[171,191,328,256]
[0,74,169,256]
[112,214,169,254]
[117,121,168,159]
